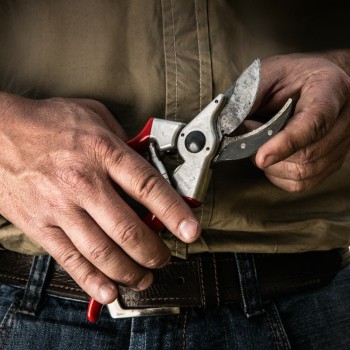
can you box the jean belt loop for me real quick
[234,253,265,318]
[18,255,53,316]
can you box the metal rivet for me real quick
[241,143,246,149]
[267,130,273,136]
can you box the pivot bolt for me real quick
[185,131,206,153]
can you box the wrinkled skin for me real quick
[253,52,350,192]
[0,51,349,304]
[0,96,200,304]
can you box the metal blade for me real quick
[214,98,293,162]
[218,59,261,136]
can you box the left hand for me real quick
[252,53,350,192]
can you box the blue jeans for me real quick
[1,255,350,350]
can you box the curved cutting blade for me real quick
[218,59,261,136]
[214,98,293,162]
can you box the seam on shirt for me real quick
[194,0,203,112]
[170,0,178,121]
[194,0,206,224]
[199,204,204,225]
[175,238,179,257]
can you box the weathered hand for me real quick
[0,94,200,304]
[252,53,350,192]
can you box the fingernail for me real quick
[179,220,200,242]
[135,272,153,291]
[263,155,279,168]
[99,284,116,303]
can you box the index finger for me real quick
[105,141,201,242]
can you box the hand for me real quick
[252,53,350,192]
[0,94,200,304]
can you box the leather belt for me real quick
[0,249,343,309]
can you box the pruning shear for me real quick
[87,58,293,322]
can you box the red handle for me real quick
[126,118,154,153]
[87,299,103,322]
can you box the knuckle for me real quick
[310,112,328,140]
[57,166,94,191]
[88,132,127,168]
[54,246,97,288]
[298,147,315,163]
[77,268,98,288]
[112,220,143,247]
[284,161,307,182]
[157,199,181,221]
[283,130,299,155]
[143,254,170,269]
[133,170,161,201]
[27,216,51,232]
[293,163,309,181]
[90,132,114,154]
[88,132,120,161]
[55,247,84,270]
[87,243,115,265]
[118,270,142,287]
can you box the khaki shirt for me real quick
[0,0,349,257]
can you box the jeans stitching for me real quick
[182,310,188,350]
[266,304,280,350]
[265,302,291,350]
[241,258,249,314]
[175,313,180,350]
[222,313,229,349]
[236,254,265,317]
[0,301,17,350]
[270,303,290,350]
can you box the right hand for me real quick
[0,93,200,304]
